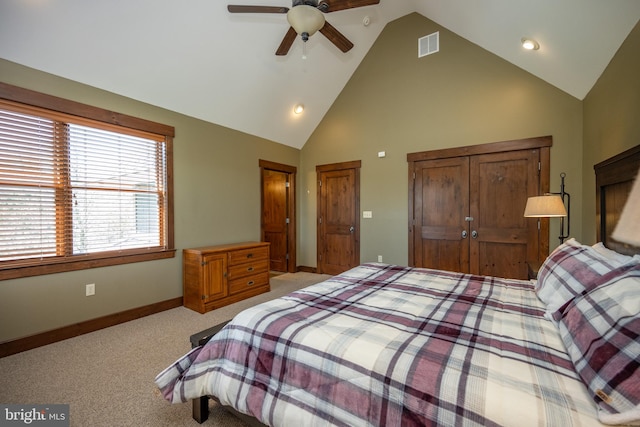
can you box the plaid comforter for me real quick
[156,263,603,426]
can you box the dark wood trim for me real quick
[0,82,175,137]
[407,136,553,162]
[408,161,416,266]
[259,159,297,174]
[594,145,640,171]
[0,249,176,281]
[316,160,362,172]
[296,265,317,273]
[259,159,297,273]
[0,297,183,358]
[166,136,175,250]
[539,146,551,260]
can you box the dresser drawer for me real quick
[228,246,269,266]
[228,259,268,280]
[229,271,269,295]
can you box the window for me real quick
[0,83,174,280]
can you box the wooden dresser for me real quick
[183,242,270,314]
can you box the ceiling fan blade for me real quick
[319,21,354,52]
[320,0,379,13]
[276,26,298,56]
[227,5,289,13]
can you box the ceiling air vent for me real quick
[418,31,439,58]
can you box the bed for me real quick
[156,147,640,426]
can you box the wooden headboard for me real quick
[594,144,640,255]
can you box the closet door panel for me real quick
[413,157,470,272]
[469,150,540,279]
[477,241,528,279]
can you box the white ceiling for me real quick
[1,1,639,149]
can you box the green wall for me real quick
[0,60,300,342]
[582,20,640,244]
[299,13,583,267]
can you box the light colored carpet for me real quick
[0,272,331,427]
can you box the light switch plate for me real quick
[363,211,373,218]
[86,283,95,296]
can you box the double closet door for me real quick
[408,137,551,280]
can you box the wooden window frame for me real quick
[0,83,175,280]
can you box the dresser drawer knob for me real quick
[246,253,253,258]
[247,267,254,272]
[247,280,255,286]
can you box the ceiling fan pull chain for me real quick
[302,41,308,60]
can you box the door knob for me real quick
[462,230,468,239]
[349,226,355,233]
[471,230,478,239]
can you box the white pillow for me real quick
[591,242,639,265]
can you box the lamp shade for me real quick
[612,176,640,247]
[287,5,325,37]
[523,195,567,217]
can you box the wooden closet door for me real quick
[469,149,540,279]
[408,137,551,279]
[413,157,470,273]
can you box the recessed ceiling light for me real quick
[521,38,540,51]
[293,104,304,114]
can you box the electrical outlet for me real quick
[377,255,383,262]
[85,283,95,296]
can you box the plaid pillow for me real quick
[554,265,640,424]
[536,239,638,320]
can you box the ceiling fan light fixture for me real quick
[521,38,540,50]
[287,5,325,39]
[294,104,304,114]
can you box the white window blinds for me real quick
[0,101,168,264]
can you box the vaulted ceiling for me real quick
[1,1,639,149]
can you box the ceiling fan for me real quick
[227,0,380,56]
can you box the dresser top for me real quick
[183,241,269,254]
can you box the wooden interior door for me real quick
[260,160,296,273]
[469,150,540,279]
[262,169,288,272]
[317,161,360,275]
[412,157,470,273]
